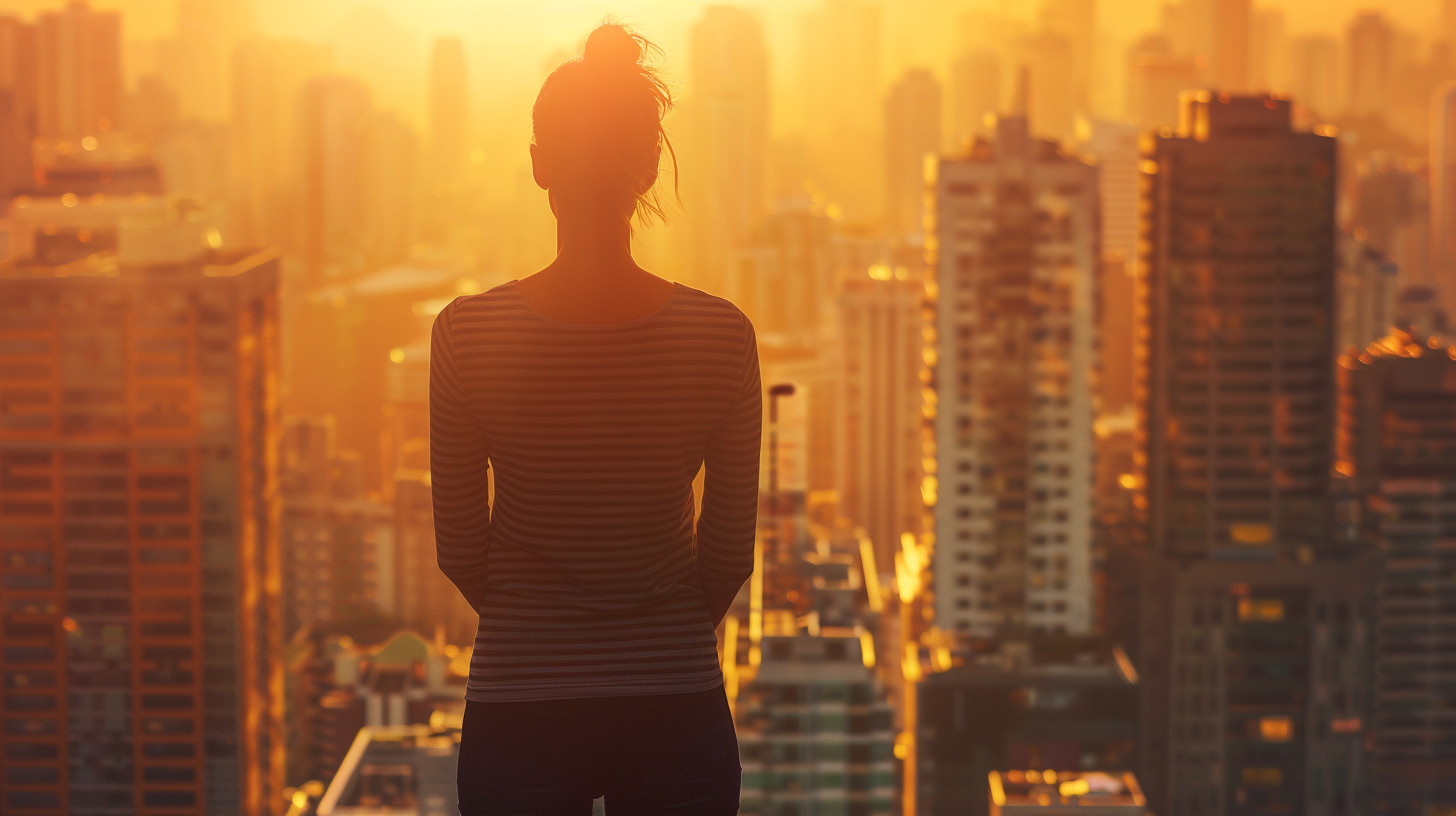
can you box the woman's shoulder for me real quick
[670,284,755,337]
[437,282,529,329]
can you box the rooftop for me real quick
[989,770,1147,816]
[315,717,463,816]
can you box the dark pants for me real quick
[456,685,741,816]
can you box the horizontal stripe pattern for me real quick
[429,280,762,702]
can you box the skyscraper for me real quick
[833,272,927,578]
[1346,12,1395,118]
[427,37,468,193]
[931,114,1099,637]
[884,69,941,241]
[1433,81,1456,318]
[1287,35,1340,118]
[1126,35,1202,132]
[1210,0,1251,92]
[0,248,284,815]
[686,5,769,295]
[1140,93,1337,563]
[297,75,372,282]
[1135,93,1371,816]
[35,1,120,138]
[0,15,37,199]
[1340,330,1456,815]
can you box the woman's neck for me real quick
[550,201,636,278]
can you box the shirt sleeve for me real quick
[695,317,763,626]
[429,300,492,610]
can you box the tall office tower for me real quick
[736,633,897,816]
[798,0,881,220]
[949,49,999,148]
[279,417,395,638]
[884,69,941,241]
[1137,557,1376,816]
[298,75,372,282]
[1079,120,1140,268]
[1141,94,1337,563]
[1434,81,1456,318]
[1346,12,1394,118]
[0,15,37,199]
[0,249,284,815]
[35,1,120,138]
[930,115,1098,637]
[1209,0,1250,92]
[833,273,926,576]
[427,37,467,191]
[1336,235,1399,354]
[1340,331,1456,815]
[1126,35,1202,132]
[1023,31,1077,140]
[686,5,768,295]
[1249,9,1286,93]
[1287,35,1340,118]
[1136,93,1366,815]
[1039,0,1096,114]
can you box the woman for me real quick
[430,23,761,816]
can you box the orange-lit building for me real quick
[0,248,284,814]
[1338,331,1456,815]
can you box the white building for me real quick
[931,115,1097,637]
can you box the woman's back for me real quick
[431,280,760,701]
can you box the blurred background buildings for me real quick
[2,0,1456,814]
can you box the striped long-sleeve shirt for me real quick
[429,280,762,702]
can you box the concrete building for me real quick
[0,247,284,814]
[833,272,928,578]
[1335,234,1399,355]
[931,113,1099,637]
[314,716,463,816]
[1137,556,1376,816]
[35,1,121,138]
[736,633,897,816]
[1338,330,1456,815]
[279,416,395,636]
[1140,93,1339,563]
[917,644,1140,816]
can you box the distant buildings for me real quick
[987,770,1147,816]
[314,717,462,816]
[884,70,941,242]
[833,273,928,578]
[736,633,897,816]
[917,643,1140,816]
[35,1,120,138]
[1335,235,1400,355]
[931,112,1098,637]
[1432,80,1456,318]
[0,246,285,814]
[1338,331,1456,815]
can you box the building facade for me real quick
[1339,331,1456,815]
[931,114,1099,637]
[0,249,284,815]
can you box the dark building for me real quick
[1137,556,1376,816]
[1338,331,1456,815]
[1136,93,1379,816]
[0,247,284,815]
[1140,92,1339,563]
[916,642,1139,816]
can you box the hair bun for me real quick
[583,24,642,69]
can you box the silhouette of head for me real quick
[532,23,675,226]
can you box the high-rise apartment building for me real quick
[35,1,120,138]
[0,15,37,200]
[1140,93,1338,563]
[736,633,897,816]
[1346,12,1395,118]
[685,5,769,295]
[931,114,1098,637]
[833,273,927,577]
[1339,331,1456,815]
[1433,81,1456,318]
[1136,93,1372,816]
[0,249,284,815]
[884,70,942,242]
[1137,557,1375,816]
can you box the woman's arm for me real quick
[695,319,763,626]
[429,301,492,610]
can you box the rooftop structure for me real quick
[314,717,462,816]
